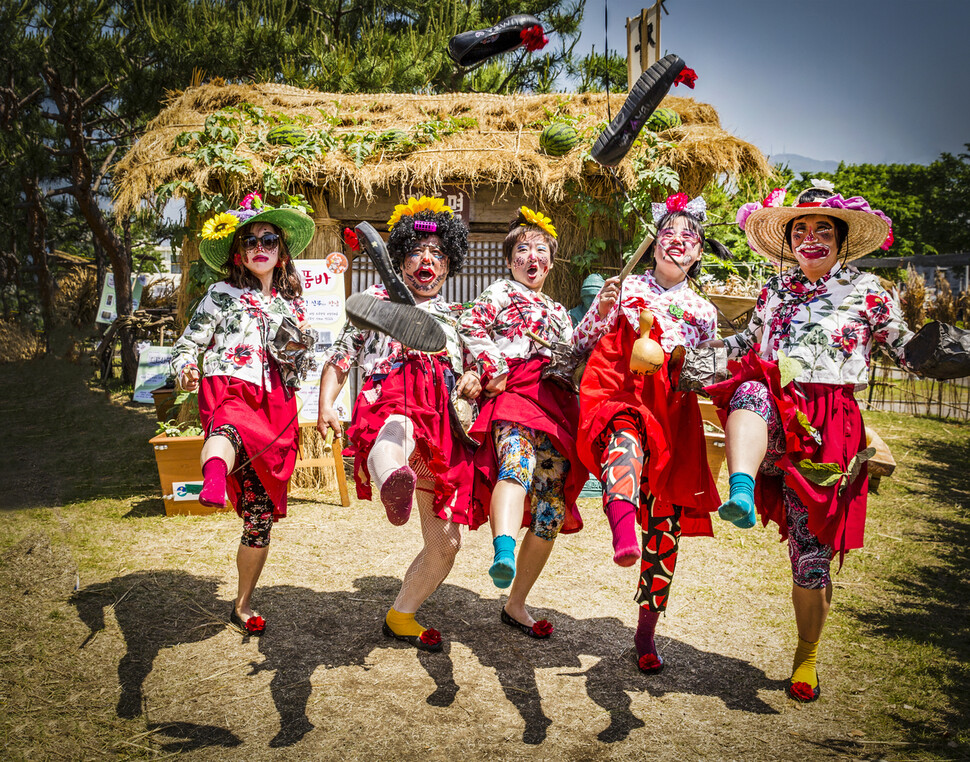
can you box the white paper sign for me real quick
[296,257,352,424]
[133,345,174,404]
[172,481,205,502]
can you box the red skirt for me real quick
[705,351,868,554]
[578,317,719,537]
[198,367,298,521]
[468,357,587,534]
[344,355,473,525]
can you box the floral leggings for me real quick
[210,424,274,549]
[728,381,834,589]
[493,421,569,541]
[596,410,682,612]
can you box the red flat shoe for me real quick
[230,607,266,636]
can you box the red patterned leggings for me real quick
[598,411,682,612]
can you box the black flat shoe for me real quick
[354,221,414,305]
[382,621,443,652]
[447,14,542,67]
[230,606,266,636]
[346,293,447,353]
[501,608,553,639]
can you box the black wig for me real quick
[387,210,468,276]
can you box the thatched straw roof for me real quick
[114,83,771,218]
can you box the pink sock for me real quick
[200,458,228,507]
[635,607,660,658]
[604,499,641,566]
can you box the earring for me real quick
[233,253,241,266]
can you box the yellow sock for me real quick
[791,637,820,688]
[385,608,425,637]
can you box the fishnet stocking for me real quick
[393,479,464,614]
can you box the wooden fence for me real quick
[863,358,970,420]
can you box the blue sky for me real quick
[573,0,970,166]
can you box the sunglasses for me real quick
[239,233,281,252]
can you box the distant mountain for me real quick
[768,154,841,175]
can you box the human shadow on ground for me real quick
[71,570,779,749]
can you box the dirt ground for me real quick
[0,360,967,761]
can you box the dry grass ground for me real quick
[0,359,967,761]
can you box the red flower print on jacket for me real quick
[831,324,860,356]
[864,293,890,324]
[225,343,256,367]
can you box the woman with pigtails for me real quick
[458,206,587,640]
[572,192,721,673]
[317,196,481,653]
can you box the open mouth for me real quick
[797,245,830,260]
[527,264,540,278]
[415,267,437,285]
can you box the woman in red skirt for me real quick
[172,194,316,636]
[703,182,910,701]
[458,207,586,639]
[572,193,721,673]
[317,197,481,652]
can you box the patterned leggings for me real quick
[597,411,681,612]
[210,424,274,549]
[493,421,569,540]
[728,381,833,589]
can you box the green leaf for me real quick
[794,410,822,444]
[794,459,845,487]
[846,446,876,485]
[778,350,804,387]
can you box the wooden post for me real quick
[626,3,663,91]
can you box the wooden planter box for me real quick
[699,399,726,481]
[149,433,230,516]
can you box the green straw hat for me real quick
[198,194,315,272]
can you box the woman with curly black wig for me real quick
[318,197,481,653]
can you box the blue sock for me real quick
[489,535,516,589]
[718,472,757,529]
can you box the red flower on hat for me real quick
[666,192,690,212]
[343,228,360,252]
[674,67,698,88]
[521,25,548,52]
[880,227,894,251]
[419,628,442,646]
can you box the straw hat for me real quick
[198,194,315,273]
[744,186,891,265]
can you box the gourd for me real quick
[629,309,664,375]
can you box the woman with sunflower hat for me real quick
[317,196,481,652]
[457,207,586,639]
[571,192,721,673]
[171,193,316,636]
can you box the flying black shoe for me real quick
[448,14,543,68]
[345,293,447,353]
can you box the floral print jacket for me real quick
[723,264,912,387]
[573,271,718,354]
[171,281,307,390]
[323,284,472,379]
[457,279,573,382]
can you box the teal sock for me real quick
[718,472,757,529]
[489,535,516,589]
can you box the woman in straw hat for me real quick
[457,206,586,640]
[172,193,316,637]
[702,181,912,701]
[572,192,722,674]
[317,196,481,653]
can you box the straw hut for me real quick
[115,83,772,311]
